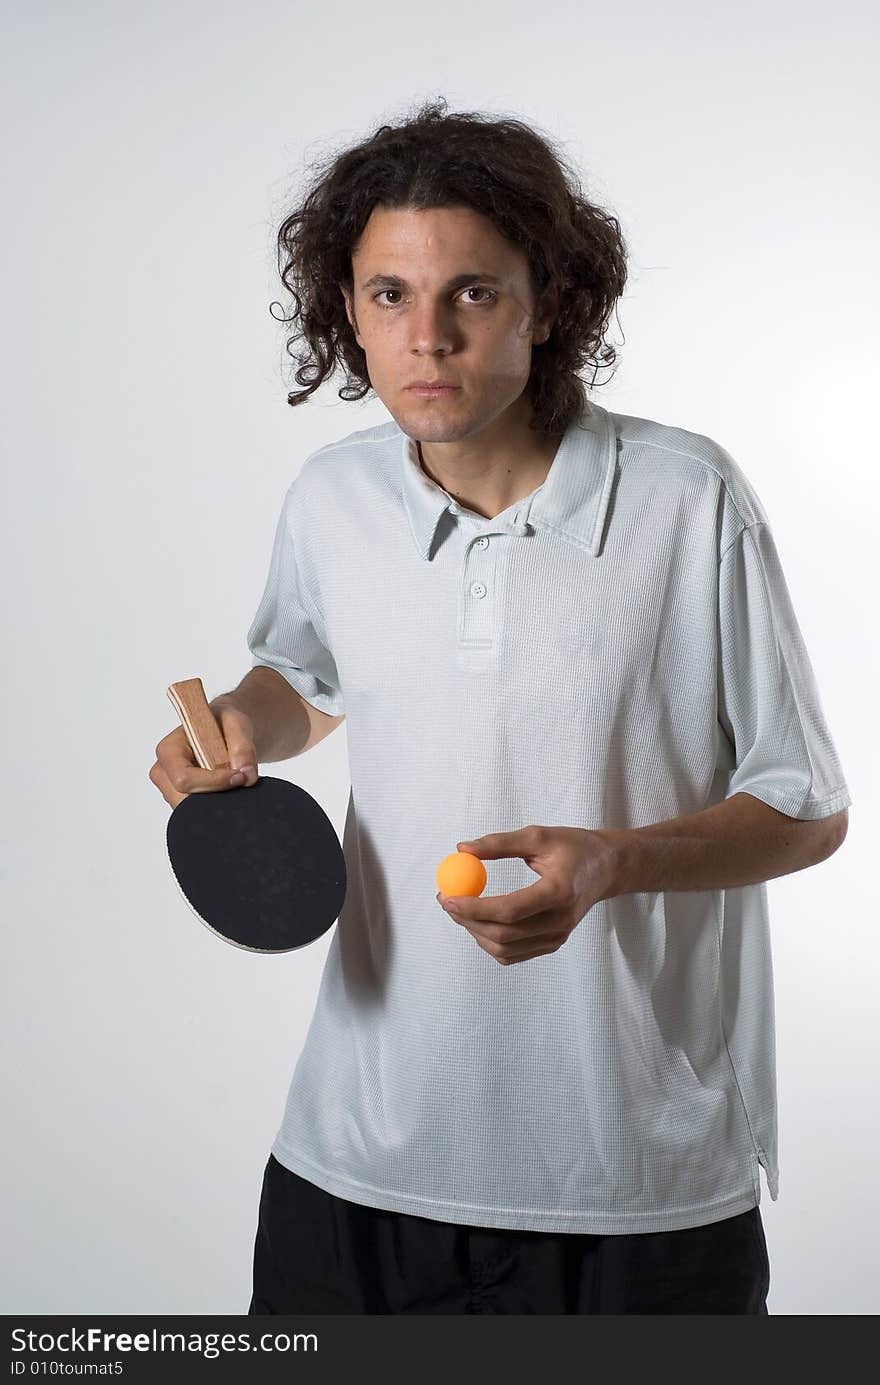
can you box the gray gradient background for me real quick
[2,0,877,1315]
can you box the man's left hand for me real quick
[437,825,618,966]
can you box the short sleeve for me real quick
[717,520,851,821]
[246,484,345,717]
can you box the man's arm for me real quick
[436,796,848,965]
[211,665,345,763]
[599,791,848,897]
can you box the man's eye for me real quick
[373,286,496,308]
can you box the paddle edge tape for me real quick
[163,835,325,955]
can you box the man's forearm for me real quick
[599,791,848,897]
[210,666,314,763]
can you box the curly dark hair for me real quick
[270,96,629,437]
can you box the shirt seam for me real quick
[734,783,850,817]
[272,1141,760,1226]
[305,422,400,465]
[309,428,757,534]
[298,423,761,562]
[282,484,332,639]
[616,437,757,538]
[719,518,764,563]
[711,889,766,1172]
[726,522,831,819]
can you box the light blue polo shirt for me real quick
[246,398,851,1234]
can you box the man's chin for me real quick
[391,399,476,444]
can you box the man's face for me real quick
[341,204,557,444]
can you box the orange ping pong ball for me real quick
[436,851,487,898]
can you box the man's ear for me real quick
[341,284,362,346]
[533,278,561,345]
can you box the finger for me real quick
[211,705,258,775]
[171,761,249,795]
[149,760,187,810]
[497,938,565,964]
[454,912,567,946]
[455,829,535,860]
[159,749,251,796]
[159,726,256,793]
[440,877,558,926]
[474,934,567,966]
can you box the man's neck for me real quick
[416,409,562,521]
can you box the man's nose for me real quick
[406,300,457,352]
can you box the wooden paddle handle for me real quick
[166,677,231,773]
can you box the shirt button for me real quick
[474,536,489,549]
[471,582,487,598]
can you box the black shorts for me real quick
[248,1153,770,1314]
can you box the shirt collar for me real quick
[399,399,618,561]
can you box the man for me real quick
[151,100,850,1313]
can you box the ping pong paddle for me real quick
[164,677,346,953]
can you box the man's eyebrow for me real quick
[360,271,504,290]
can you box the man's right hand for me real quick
[149,698,259,810]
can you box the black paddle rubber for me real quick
[166,776,347,953]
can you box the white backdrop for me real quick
[2,0,876,1315]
